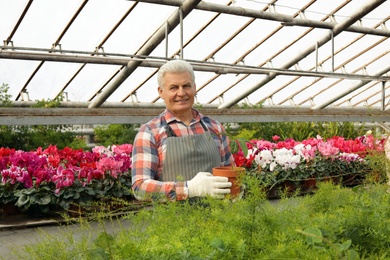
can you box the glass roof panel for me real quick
[24,62,84,101]
[63,64,122,102]
[103,3,174,54]
[0,59,39,99]
[9,1,79,48]
[0,1,26,40]
[109,66,159,102]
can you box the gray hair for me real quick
[157,59,195,88]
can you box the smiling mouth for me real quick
[175,99,189,102]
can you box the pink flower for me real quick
[33,168,53,186]
[92,146,111,156]
[302,137,323,147]
[252,140,275,151]
[294,144,316,161]
[17,170,32,188]
[112,144,133,155]
[95,157,124,178]
[316,142,339,158]
[275,138,298,150]
[78,166,104,184]
[52,165,76,193]
[1,165,32,188]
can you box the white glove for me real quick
[187,172,232,199]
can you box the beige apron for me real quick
[161,121,221,182]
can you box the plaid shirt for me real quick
[131,108,232,201]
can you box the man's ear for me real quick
[158,86,164,99]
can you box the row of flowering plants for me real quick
[0,133,388,215]
[0,144,134,216]
[232,133,388,195]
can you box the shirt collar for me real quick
[164,108,201,124]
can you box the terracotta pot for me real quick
[212,166,245,198]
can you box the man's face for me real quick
[158,71,196,115]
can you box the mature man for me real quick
[131,59,233,201]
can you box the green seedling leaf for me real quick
[121,242,138,256]
[230,140,239,154]
[297,227,323,245]
[15,194,29,207]
[210,237,225,251]
[340,240,352,251]
[237,138,249,157]
[346,249,360,260]
[36,194,52,205]
[86,248,109,260]
[94,232,115,249]
[330,243,342,252]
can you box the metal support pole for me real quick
[315,41,319,72]
[179,7,183,58]
[165,22,169,58]
[331,30,334,72]
[382,81,386,110]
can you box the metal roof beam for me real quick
[303,52,389,106]
[312,64,390,109]
[88,0,202,108]
[1,50,389,82]
[1,107,390,125]
[206,1,316,104]
[219,0,387,109]
[5,101,218,109]
[296,49,389,106]
[55,3,137,101]
[137,2,230,103]
[135,0,390,37]
[333,82,378,107]
[4,0,33,45]
[14,0,88,101]
[251,7,388,106]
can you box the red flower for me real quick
[233,152,254,169]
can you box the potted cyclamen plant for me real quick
[212,138,248,198]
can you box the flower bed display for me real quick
[0,133,387,216]
[0,144,134,217]
[233,133,387,198]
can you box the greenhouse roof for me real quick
[0,0,389,124]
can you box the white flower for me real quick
[270,161,277,171]
[273,148,301,170]
[294,143,305,155]
[246,148,256,159]
[254,150,273,168]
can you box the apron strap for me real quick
[166,120,208,137]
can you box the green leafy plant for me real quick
[297,227,360,259]
[17,180,390,259]
[0,87,86,150]
[0,83,12,107]
[14,184,59,217]
[94,124,139,146]
[228,121,368,142]
[55,179,97,210]
[0,182,21,205]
